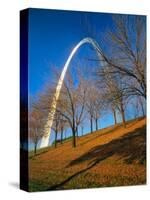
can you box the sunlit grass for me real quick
[29,117,146,191]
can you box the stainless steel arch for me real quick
[40,37,104,148]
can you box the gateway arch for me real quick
[40,37,104,148]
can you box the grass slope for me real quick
[29,117,146,191]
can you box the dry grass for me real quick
[29,117,146,191]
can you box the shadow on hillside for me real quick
[69,125,146,167]
[47,125,146,190]
[79,118,143,147]
[79,124,123,146]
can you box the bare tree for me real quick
[79,14,146,129]
[85,82,104,132]
[28,64,87,149]
[99,66,129,127]
[56,71,87,147]
[85,85,95,133]
[29,109,45,155]
[130,95,146,118]
[51,111,61,148]
[51,112,68,147]
[97,15,146,100]
[59,116,67,144]
[138,96,146,117]
[112,105,117,125]
[93,92,104,130]
[32,83,60,148]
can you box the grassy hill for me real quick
[29,117,146,191]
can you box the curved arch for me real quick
[40,37,104,148]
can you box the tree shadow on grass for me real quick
[79,124,122,147]
[70,125,146,167]
[47,125,146,190]
[78,118,143,147]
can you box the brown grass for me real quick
[29,117,146,191]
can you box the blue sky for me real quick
[28,8,114,95]
[27,8,145,149]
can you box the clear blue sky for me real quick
[28,8,114,95]
[28,8,142,149]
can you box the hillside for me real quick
[29,117,146,191]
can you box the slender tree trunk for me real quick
[72,120,76,147]
[120,103,126,127]
[34,143,37,156]
[61,127,63,144]
[72,128,76,147]
[113,109,117,125]
[54,131,57,148]
[76,126,79,137]
[34,129,38,155]
[90,116,93,133]
[95,118,98,130]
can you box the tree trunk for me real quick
[72,128,76,148]
[61,127,63,144]
[95,118,98,130]
[72,119,76,147]
[54,131,57,148]
[76,126,79,137]
[34,143,37,156]
[113,109,117,125]
[90,117,93,133]
[120,103,126,127]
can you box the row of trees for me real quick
[29,15,146,154]
[29,70,105,154]
[96,15,146,127]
